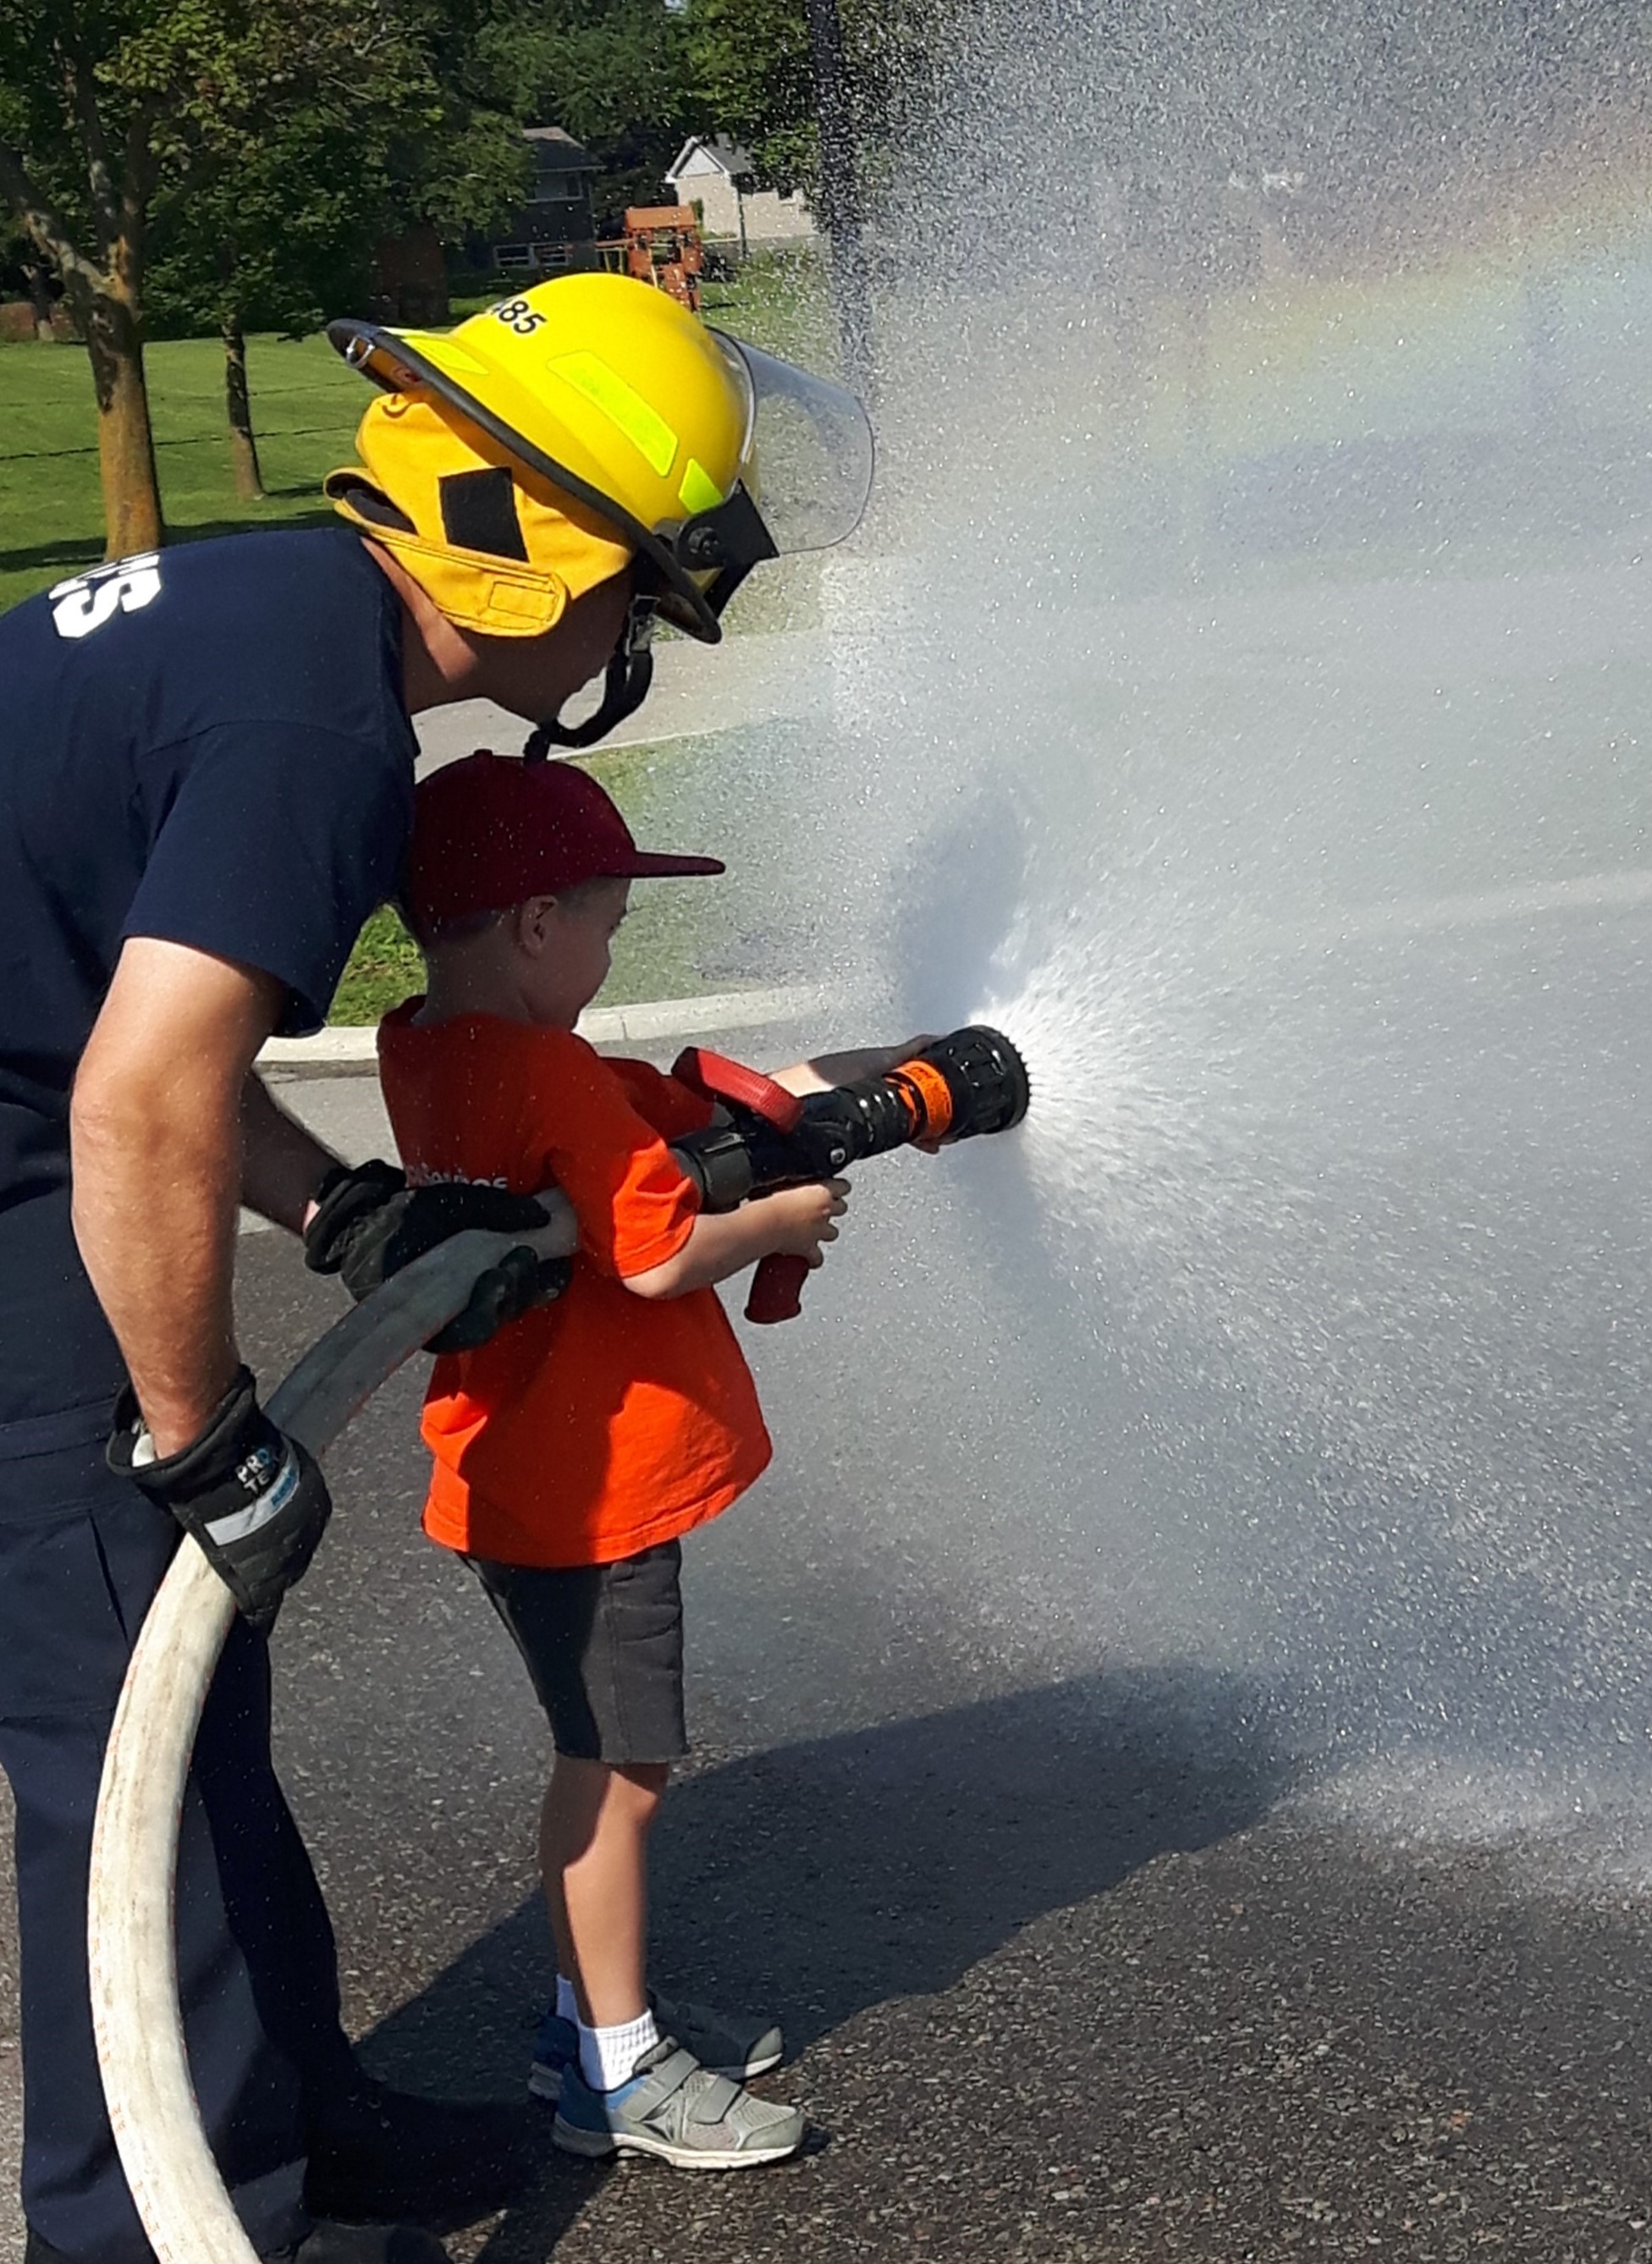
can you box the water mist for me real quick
[679,3,1652,1876]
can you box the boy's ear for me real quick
[510,896,561,956]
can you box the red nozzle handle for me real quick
[746,1253,810,1325]
[672,1047,804,1131]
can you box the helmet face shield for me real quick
[715,333,875,556]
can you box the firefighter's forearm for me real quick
[73,1056,242,1457]
[240,1072,341,1235]
[71,939,281,1456]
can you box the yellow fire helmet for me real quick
[325,273,874,746]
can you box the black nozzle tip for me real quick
[960,1024,1032,1132]
[917,1025,1030,1139]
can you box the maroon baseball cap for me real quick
[407,751,724,930]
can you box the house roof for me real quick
[667,135,756,183]
[524,124,595,174]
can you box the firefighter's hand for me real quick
[302,1160,570,1352]
[107,1368,329,1633]
[764,1177,850,1268]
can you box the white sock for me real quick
[580,2008,659,2092]
[555,1973,579,2025]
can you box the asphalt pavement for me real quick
[254,1168,1652,2264]
[10,1005,1652,2264]
[251,1292,1652,2264]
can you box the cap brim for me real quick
[617,851,726,878]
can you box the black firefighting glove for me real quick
[302,1159,571,1353]
[107,1367,329,1633]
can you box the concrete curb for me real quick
[257,984,834,1072]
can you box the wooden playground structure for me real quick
[601,206,706,311]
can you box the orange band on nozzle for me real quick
[889,1057,956,1142]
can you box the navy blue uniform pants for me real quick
[0,1415,357,2264]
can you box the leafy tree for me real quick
[0,2,247,553]
[511,0,692,215]
[145,10,444,502]
[0,212,55,334]
[147,141,382,501]
[0,3,391,551]
[398,1,540,242]
[0,0,531,555]
[682,0,943,205]
[683,0,814,195]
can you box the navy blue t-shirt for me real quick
[0,527,416,1447]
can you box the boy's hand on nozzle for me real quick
[774,1038,942,1097]
[626,1177,847,1303]
[741,1178,851,1325]
[763,1176,850,1269]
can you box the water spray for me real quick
[671,1024,1031,1321]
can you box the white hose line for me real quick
[89,1530,243,2264]
[88,1208,578,2264]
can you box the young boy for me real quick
[378,749,917,2173]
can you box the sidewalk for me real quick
[258,983,833,1074]
[411,625,828,774]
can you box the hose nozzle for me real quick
[672,1023,1030,1204]
[669,1024,1029,1322]
[884,1025,1032,1146]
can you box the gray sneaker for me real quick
[529,1991,783,2102]
[553,2036,805,2170]
[650,1990,784,2082]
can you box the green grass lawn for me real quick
[0,331,364,614]
[326,905,426,1027]
[700,244,838,372]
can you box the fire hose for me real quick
[84,1023,1027,2264]
[87,1205,579,2264]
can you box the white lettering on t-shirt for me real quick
[50,553,162,641]
[406,1162,510,1189]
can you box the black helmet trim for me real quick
[679,483,779,586]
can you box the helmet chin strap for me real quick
[525,599,656,757]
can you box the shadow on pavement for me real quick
[350,1663,1288,2259]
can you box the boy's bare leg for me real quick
[537,1753,805,2167]
[538,1756,670,2028]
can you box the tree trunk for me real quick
[76,274,164,559]
[222,311,265,501]
[22,260,56,342]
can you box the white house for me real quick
[665,136,814,246]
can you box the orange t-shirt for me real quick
[377,1001,772,1568]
